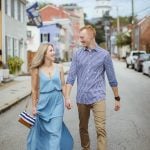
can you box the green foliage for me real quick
[7,56,24,74]
[111,16,132,27]
[116,33,131,47]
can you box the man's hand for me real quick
[65,99,72,110]
[114,100,120,111]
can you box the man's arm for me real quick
[65,51,77,109]
[112,87,120,111]
[104,53,120,111]
[65,84,73,109]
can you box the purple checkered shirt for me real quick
[66,45,118,104]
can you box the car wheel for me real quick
[126,63,129,68]
[137,67,140,72]
[131,63,134,69]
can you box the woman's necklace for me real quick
[48,67,54,78]
[48,71,52,78]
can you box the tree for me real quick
[116,32,131,48]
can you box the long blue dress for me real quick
[27,65,73,150]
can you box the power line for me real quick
[136,6,150,14]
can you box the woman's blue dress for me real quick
[27,65,73,150]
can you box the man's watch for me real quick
[115,96,120,101]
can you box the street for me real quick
[0,60,150,150]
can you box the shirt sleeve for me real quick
[66,51,77,86]
[104,53,118,87]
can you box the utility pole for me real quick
[116,6,120,58]
[116,6,120,33]
[131,0,134,24]
[131,0,135,50]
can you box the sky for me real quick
[28,0,150,19]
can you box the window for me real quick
[5,36,13,60]
[13,38,18,56]
[27,31,32,39]
[14,0,18,20]
[20,2,23,22]
[18,39,23,57]
[17,1,21,21]
[5,0,11,16]
[0,0,1,11]
[41,33,50,43]
[22,5,25,23]
[11,0,15,18]
[5,0,8,14]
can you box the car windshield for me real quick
[133,52,145,56]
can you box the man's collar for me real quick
[83,44,100,52]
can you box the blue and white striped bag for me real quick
[18,111,36,128]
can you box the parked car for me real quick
[142,59,150,77]
[134,54,150,72]
[126,50,146,69]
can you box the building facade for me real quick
[134,16,150,52]
[0,0,2,66]
[95,0,111,18]
[3,0,27,72]
[60,4,85,28]
[27,25,40,52]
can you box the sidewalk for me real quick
[0,63,70,113]
[0,76,31,113]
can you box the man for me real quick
[65,25,121,150]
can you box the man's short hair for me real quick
[80,25,96,37]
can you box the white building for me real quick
[27,25,40,52]
[95,0,111,18]
[2,0,27,72]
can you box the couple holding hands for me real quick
[27,25,120,150]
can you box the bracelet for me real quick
[115,96,120,101]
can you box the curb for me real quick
[0,91,31,114]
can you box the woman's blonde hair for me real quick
[30,43,53,69]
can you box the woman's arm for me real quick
[59,64,66,98]
[31,68,39,115]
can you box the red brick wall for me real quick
[140,18,150,51]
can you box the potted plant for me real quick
[7,56,24,75]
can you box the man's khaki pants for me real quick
[77,100,106,150]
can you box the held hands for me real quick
[114,100,120,111]
[32,106,37,116]
[65,98,72,110]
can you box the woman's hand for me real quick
[65,99,72,110]
[32,106,37,116]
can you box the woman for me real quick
[27,43,73,150]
